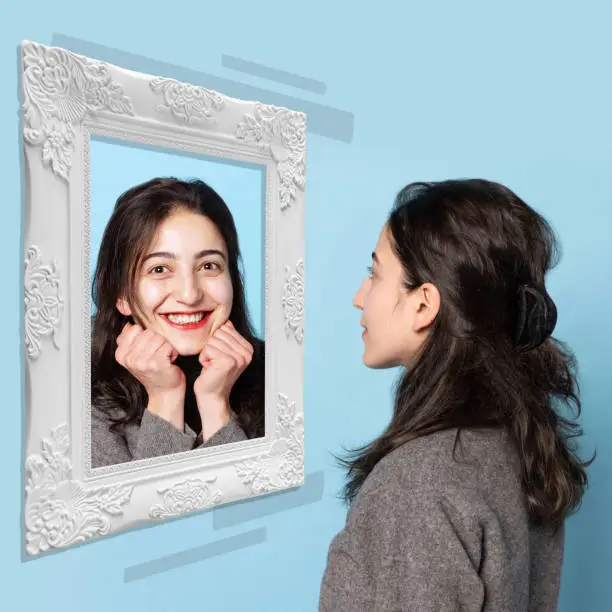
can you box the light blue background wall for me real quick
[89,139,265,338]
[3,1,611,610]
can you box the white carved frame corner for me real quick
[21,40,306,556]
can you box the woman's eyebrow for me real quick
[195,249,226,261]
[371,251,380,265]
[142,249,227,263]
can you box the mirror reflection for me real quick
[89,139,265,468]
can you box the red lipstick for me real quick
[160,311,212,331]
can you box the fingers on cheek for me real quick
[137,332,164,358]
[213,338,248,369]
[222,326,246,349]
[121,329,142,355]
[135,329,153,347]
[235,346,252,369]
[229,348,246,368]
[223,337,251,368]
[127,325,144,342]
[151,336,167,355]
[227,332,252,358]
[206,338,221,350]
[216,330,250,358]
[217,336,240,356]
[206,341,223,355]
[234,329,253,354]
[213,329,231,343]
[209,338,236,359]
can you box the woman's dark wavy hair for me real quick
[340,179,594,530]
[91,177,264,439]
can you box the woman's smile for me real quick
[160,310,213,331]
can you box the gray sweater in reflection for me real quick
[91,403,248,468]
[319,428,564,612]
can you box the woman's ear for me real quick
[116,297,132,317]
[412,283,440,332]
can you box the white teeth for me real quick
[166,312,206,324]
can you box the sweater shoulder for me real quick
[360,427,519,500]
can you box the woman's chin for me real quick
[363,351,393,370]
[173,342,205,358]
[362,352,379,369]
[177,348,203,357]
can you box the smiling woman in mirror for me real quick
[90,177,265,468]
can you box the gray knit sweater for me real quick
[91,402,248,468]
[319,427,564,611]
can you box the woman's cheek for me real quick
[136,279,167,323]
[207,275,234,334]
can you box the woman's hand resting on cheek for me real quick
[115,322,186,430]
[194,320,254,441]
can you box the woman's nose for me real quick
[174,273,203,305]
[353,278,367,310]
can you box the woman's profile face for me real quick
[117,208,234,356]
[353,225,434,369]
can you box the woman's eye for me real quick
[367,265,374,278]
[201,262,220,271]
[150,265,169,274]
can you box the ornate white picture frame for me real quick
[21,40,305,556]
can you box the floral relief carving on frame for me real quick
[21,41,134,180]
[234,393,304,495]
[25,245,64,361]
[281,259,305,344]
[149,477,223,519]
[25,424,133,556]
[150,77,226,124]
[236,104,306,211]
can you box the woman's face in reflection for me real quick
[117,208,233,356]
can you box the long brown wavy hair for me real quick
[340,179,594,530]
[91,177,264,439]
